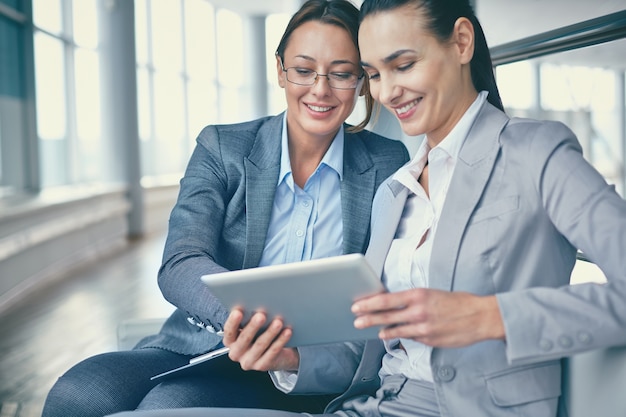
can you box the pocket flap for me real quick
[485,362,561,407]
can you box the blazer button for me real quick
[437,366,456,382]
[558,335,573,348]
[577,331,593,345]
[539,339,554,351]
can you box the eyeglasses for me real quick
[278,57,363,90]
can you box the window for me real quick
[215,8,244,124]
[33,0,102,187]
[266,13,290,115]
[0,2,27,195]
[135,0,217,182]
[494,27,626,196]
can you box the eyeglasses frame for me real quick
[276,54,364,90]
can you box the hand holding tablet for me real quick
[201,253,385,347]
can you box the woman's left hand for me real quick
[352,288,505,348]
[222,308,300,372]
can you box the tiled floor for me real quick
[0,232,175,417]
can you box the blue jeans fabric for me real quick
[42,347,332,417]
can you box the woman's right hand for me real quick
[223,307,300,372]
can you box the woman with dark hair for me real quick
[41,1,408,416]
[106,0,626,416]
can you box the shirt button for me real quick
[302,200,310,207]
[296,230,304,237]
[539,339,554,351]
[436,366,456,382]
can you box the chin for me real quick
[398,121,425,137]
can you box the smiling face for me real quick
[278,20,362,145]
[359,5,478,145]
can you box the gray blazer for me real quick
[290,102,626,417]
[136,113,409,355]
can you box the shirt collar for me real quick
[278,112,344,186]
[393,90,488,184]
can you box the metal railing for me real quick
[490,10,626,67]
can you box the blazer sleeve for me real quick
[269,341,365,395]
[157,125,235,332]
[497,120,626,365]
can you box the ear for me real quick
[276,54,286,88]
[453,17,475,65]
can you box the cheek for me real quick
[284,85,302,102]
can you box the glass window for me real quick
[266,13,289,115]
[153,72,185,144]
[32,0,63,35]
[496,40,626,195]
[73,0,99,48]
[136,68,152,142]
[74,48,102,182]
[0,0,21,10]
[185,0,216,79]
[150,0,183,73]
[0,7,25,194]
[34,33,67,142]
[34,32,67,187]
[0,15,24,99]
[136,0,219,180]
[184,0,217,143]
[187,79,217,143]
[134,0,149,65]
[495,61,536,110]
[216,9,243,89]
[213,8,246,129]
[32,0,105,188]
[144,67,186,176]
[0,116,3,186]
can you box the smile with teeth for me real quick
[395,98,422,115]
[307,104,333,112]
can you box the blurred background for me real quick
[0,0,625,415]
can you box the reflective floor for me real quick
[0,232,174,417]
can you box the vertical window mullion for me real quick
[63,0,79,184]
[180,0,190,165]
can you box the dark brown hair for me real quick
[276,0,374,132]
[359,0,504,111]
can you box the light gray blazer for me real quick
[136,113,409,355]
[290,102,626,417]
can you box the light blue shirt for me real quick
[258,113,344,266]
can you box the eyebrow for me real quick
[293,55,357,67]
[361,49,414,68]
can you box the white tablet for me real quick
[201,253,385,347]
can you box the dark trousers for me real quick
[42,347,333,417]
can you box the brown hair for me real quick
[276,0,374,132]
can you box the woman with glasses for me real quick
[41,1,408,416]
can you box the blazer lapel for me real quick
[365,180,408,277]
[429,103,509,291]
[341,132,378,254]
[242,115,283,268]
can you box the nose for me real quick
[310,73,332,95]
[376,74,400,106]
